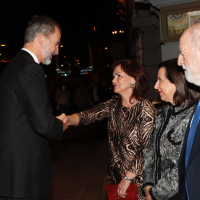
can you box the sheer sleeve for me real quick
[78,98,112,126]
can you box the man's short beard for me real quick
[41,40,52,65]
[42,54,51,65]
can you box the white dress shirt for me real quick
[21,48,40,64]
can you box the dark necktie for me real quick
[185,100,200,199]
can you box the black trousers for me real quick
[0,197,42,200]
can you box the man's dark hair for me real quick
[24,15,61,44]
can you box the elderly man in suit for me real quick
[0,15,68,200]
[178,22,200,200]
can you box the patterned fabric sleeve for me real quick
[128,100,156,175]
[78,98,112,126]
[149,166,179,200]
[143,127,156,187]
[143,109,164,188]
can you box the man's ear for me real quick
[37,34,45,46]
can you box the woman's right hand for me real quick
[117,178,131,198]
[65,114,80,127]
[145,186,152,200]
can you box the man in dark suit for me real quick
[0,15,68,200]
[178,22,200,200]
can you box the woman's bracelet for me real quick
[124,175,133,181]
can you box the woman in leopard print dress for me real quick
[66,60,156,199]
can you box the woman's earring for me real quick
[130,83,135,88]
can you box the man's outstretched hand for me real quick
[56,113,69,131]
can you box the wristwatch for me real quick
[124,175,133,181]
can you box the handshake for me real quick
[56,113,70,131]
[56,113,79,131]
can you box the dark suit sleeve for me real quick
[15,63,63,140]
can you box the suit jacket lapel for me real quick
[179,119,191,166]
[179,107,196,167]
[19,50,37,63]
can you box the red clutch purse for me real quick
[105,183,137,200]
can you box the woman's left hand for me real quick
[117,178,131,198]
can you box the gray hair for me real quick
[190,22,200,52]
[24,15,61,44]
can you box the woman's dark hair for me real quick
[112,59,150,102]
[159,58,200,106]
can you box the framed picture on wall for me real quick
[189,11,200,26]
[160,1,200,43]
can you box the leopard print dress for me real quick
[78,95,156,199]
